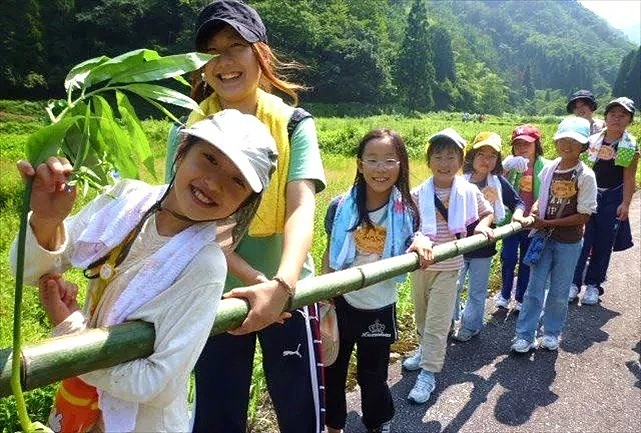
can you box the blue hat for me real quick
[567,90,597,113]
[553,117,591,146]
[196,0,267,48]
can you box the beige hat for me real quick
[182,110,277,193]
[428,127,467,149]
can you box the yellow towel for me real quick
[187,89,293,236]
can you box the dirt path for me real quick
[344,191,641,433]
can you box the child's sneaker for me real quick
[494,293,509,309]
[539,335,559,351]
[582,285,600,305]
[407,369,436,404]
[452,327,478,342]
[510,338,535,353]
[568,284,580,302]
[402,348,422,371]
[367,421,391,433]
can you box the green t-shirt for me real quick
[225,117,326,291]
[163,116,326,292]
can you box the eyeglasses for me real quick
[360,159,401,169]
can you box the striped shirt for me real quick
[413,184,493,271]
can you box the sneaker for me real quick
[402,348,422,371]
[540,335,559,351]
[452,327,478,342]
[568,284,580,302]
[510,338,535,353]
[514,301,522,312]
[407,369,436,404]
[495,294,509,309]
[582,285,600,305]
[367,421,391,433]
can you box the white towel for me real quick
[70,181,217,432]
[415,176,481,238]
[71,183,168,269]
[464,173,505,222]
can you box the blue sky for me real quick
[578,0,640,29]
[578,0,641,44]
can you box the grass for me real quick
[0,101,640,431]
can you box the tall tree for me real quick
[613,47,640,104]
[431,25,457,110]
[624,47,641,104]
[524,65,535,100]
[396,0,434,112]
[432,26,456,83]
[0,0,46,98]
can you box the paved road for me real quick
[345,192,641,433]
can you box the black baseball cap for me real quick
[566,89,598,113]
[195,0,267,48]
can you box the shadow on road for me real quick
[626,340,641,390]
[345,297,621,432]
[560,303,620,354]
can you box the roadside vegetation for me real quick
[1,100,639,431]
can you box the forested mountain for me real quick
[1,0,638,115]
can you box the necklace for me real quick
[158,206,198,223]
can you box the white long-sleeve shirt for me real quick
[10,180,226,432]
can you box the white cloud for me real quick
[578,0,641,29]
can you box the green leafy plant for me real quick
[11,48,211,433]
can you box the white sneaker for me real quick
[540,335,559,351]
[568,284,580,302]
[452,327,478,342]
[402,347,422,371]
[495,294,509,309]
[511,338,535,353]
[407,369,436,403]
[582,285,600,305]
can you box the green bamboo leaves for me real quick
[37,49,212,186]
[12,48,212,433]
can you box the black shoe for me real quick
[368,421,391,433]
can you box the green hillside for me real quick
[1,0,637,115]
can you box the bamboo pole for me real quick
[0,222,525,397]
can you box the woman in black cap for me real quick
[165,1,326,432]
[570,97,638,305]
[567,89,606,135]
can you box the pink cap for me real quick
[511,124,541,144]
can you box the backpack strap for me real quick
[287,107,312,140]
[434,194,461,240]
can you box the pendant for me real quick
[99,263,114,280]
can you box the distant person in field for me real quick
[570,97,638,305]
[9,111,277,432]
[567,89,605,135]
[402,128,493,404]
[163,1,327,432]
[322,128,431,433]
[452,131,529,342]
[496,124,550,311]
[511,117,597,353]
